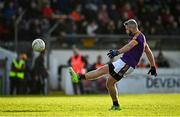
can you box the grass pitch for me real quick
[0,94,180,116]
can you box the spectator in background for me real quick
[26,1,40,19]
[86,20,98,36]
[29,19,42,40]
[97,4,110,34]
[70,5,83,23]
[162,9,173,26]
[82,0,100,21]
[41,18,50,33]
[9,53,25,95]
[58,0,75,14]
[148,6,158,25]
[137,58,146,68]
[23,53,33,94]
[81,55,95,94]
[90,55,104,70]
[0,21,8,41]
[2,1,16,25]
[149,26,156,35]
[156,50,170,68]
[90,55,106,93]
[41,3,54,19]
[33,51,48,94]
[107,20,117,34]
[108,4,120,23]
[0,1,3,18]
[155,16,166,34]
[56,19,77,37]
[68,46,87,94]
[1,0,180,42]
[21,53,28,94]
[98,4,110,26]
[69,4,83,35]
[83,55,91,71]
[169,21,179,35]
[120,3,135,20]
[50,0,59,13]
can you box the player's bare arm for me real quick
[107,39,138,58]
[144,43,156,67]
[144,43,157,76]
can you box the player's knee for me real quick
[97,65,108,74]
[106,80,114,89]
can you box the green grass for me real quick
[0,94,180,116]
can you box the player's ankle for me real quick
[113,101,119,106]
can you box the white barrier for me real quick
[0,47,17,94]
[61,68,180,95]
[61,68,74,95]
[49,50,180,90]
[117,69,180,93]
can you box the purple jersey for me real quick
[121,32,145,68]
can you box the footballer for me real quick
[69,19,157,110]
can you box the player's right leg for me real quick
[68,65,109,83]
[106,76,120,110]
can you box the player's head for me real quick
[124,19,138,35]
[40,50,45,56]
[21,53,27,60]
[97,55,102,63]
[17,53,23,60]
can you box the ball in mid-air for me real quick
[32,39,45,52]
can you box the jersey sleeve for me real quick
[133,34,145,45]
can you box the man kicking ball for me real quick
[68,19,157,110]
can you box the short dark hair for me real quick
[124,19,138,28]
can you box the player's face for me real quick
[125,25,130,35]
[125,25,133,36]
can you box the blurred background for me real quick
[0,0,180,95]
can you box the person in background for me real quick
[82,55,95,94]
[90,55,104,70]
[23,52,33,94]
[9,53,25,95]
[21,53,28,94]
[41,2,54,19]
[137,58,146,68]
[91,55,106,93]
[68,46,87,94]
[156,50,170,68]
[33,51,48,94]
[86,20,98,36]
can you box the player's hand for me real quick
[107,50,120,59]
[148,66,157,77]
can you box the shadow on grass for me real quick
[2,110,50,112]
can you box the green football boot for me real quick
[109,105,121,111]
[68,67,79,83]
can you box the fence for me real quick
[49,35,180,50]
[1,35,180,51]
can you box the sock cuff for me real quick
[113,101,119,106]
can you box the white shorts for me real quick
[109,59,134,81]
